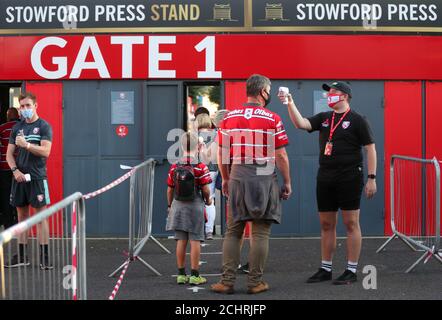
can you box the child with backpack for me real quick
[166,132,213,285]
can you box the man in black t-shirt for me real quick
[279,81,377,285]
[6,92,54,270]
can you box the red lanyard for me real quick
[328,108,351,142]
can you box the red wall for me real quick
[426,82,442,160]
[384,82,423,235]
[25,82,63,235]
[225,81,246,111]
[425,82,442,232]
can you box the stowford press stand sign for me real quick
[0,0,441,33]
[0,0,245,31]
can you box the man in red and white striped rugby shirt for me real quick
[0,108,19,228]
[218,98,289,166]
[211,74,291,295]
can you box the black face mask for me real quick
[261,90,271,107]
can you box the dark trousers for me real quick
[0,170,17,228]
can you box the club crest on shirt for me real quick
[37,194,44,202]
[33,127,40,134]
[342,121,350,129]
[322,119,330,127]
[244,108,253,120]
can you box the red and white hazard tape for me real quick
[81,169,135,300]
[108,260,130,300]
[72,202,78,301]
[83,170,134,200]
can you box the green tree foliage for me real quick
[188,85,220,106]
[208,86,220,105]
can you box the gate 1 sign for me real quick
[1,35,442,80]
[26,35,222,80]
[116,125,128,138]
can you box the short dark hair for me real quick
[19,92,37,104]
[246,74,271,97]
[194,107,210,118]
[6,107,19,121]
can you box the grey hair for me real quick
[246,74,271,97]
[213,109,229,128]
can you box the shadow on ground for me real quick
[86,238,442,300]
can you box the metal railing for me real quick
[0,192,86,300]
[377,155,442,272]
[109,159,170,278]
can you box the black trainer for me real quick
[237,263,249,274]
[39,255,54,270]
[333,270,357,285]
[5,254,30,268]
[306,268,332,283]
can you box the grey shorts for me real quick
[174,230,204,242]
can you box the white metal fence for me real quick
[109,159,170,279]
[377,155,442,272]
[0,192,86,300]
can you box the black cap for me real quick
[194,107,210,117]
[322,81,352,98]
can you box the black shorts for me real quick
[10,179,51,209]
[316,175,364,212]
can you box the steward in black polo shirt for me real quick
[278,81,377,285]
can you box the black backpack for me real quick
[173,163,198,201]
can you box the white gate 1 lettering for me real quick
[30,35,221,80]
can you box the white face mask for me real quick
[327,94,344,108]
[21,109,34,119]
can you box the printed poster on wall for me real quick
[111,91,134,125]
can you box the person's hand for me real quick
[365,179,377,199]
[13,169,26,183]
[278,92,294,105]
[205,198,213,206]
[222,179,229,198]
[280,182,292,200]
[15,135,27,148]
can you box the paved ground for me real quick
[86,237,442,300]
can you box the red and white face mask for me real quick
[327,93,344,108]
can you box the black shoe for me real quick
[333,270,357,285]
[5,254,30,268]
[306,268,332,283]
[237,263,249,274]
[39,256,54,270]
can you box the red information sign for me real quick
[116,125,128,137]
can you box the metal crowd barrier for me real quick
[0,192,86,300]
[377,155,442,272]
[109,159,170,279]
